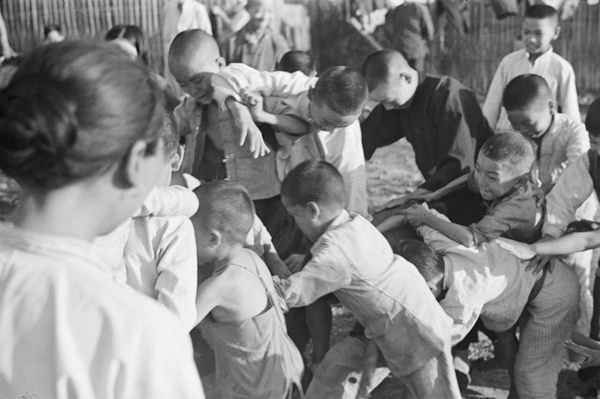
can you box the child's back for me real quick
[276,161,460,397]
[200,248,303,398]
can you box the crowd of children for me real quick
[2,2,600,399]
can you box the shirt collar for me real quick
[0,222,122,278]
[522,46,554,65]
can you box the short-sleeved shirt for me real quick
[468,174,544,245]
[361,74,493,192]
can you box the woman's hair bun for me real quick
[0,40,164,190]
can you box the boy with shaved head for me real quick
[503,73,589,194]
[483,4,579,131]
[169,29,295,280]
[361,49,493,227]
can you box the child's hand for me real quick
[225,97,270,158]
[270,260,292,279]
[240,88,268,123]
[284,254,305,274]
[398,204,430,227]
[496,238,536,260]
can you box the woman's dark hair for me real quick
[105,24,150,66]
[0,40,164,190]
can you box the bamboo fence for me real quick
[1,0,599,94]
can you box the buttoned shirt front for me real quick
[529,113,589,193]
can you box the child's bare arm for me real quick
[241,89,308,136]
[498,231,600,258]
[401,204,477,247]
[195,277,224,325]
[263,243,292,279]
[225,97,270,158]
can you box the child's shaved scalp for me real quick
[525,4,559,24]
[362,50,410,91]
[393,240,444,283]
[312,66,368,116]
[502,74,552,112]
[193,181,255,245]
[278,50,315,76]
[281,160,347,209]
[480,132,535,175]
[168,29,220,70]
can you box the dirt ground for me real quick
[362,139,599,399]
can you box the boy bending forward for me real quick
[274,160,461,398]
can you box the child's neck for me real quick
[528,47,550,64]
[213,242,246,271]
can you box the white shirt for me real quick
[0,223,204,399]
[531,113,589,193]
[544,153,596,238]
[483,48,580,131]
[418,213,539,344]
[95,185,200,330]
[212,63,369,216]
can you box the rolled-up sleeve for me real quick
[273,244,351,308]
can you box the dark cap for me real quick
[586,98,600,135]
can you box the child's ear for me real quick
[306,201,321,219]
[171,144,185,172]
[210,230,222,247]
[216,56,226,70]
[121,139,154,189]
[427,281,438,292]
[307,87,314,101]
[553,25,561,40]
[548,101,557,115]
